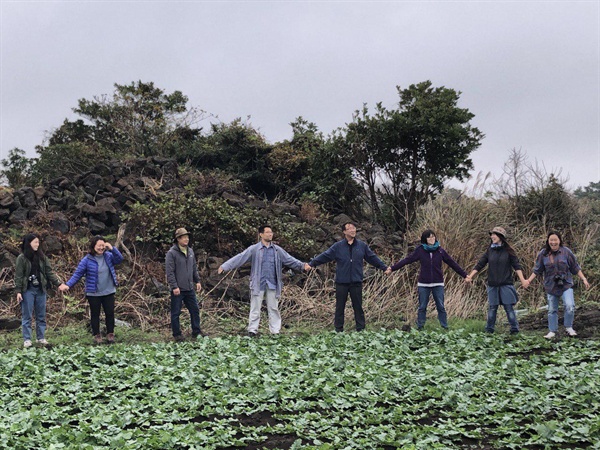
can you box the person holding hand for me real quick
[525,231,590,338]
[465,227,529,335]
[63,235,124,344]
[218,225,311,337]
[15,233,68,348]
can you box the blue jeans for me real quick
[486,303,519,333]
[21,286,47,341]
[170,290,201,337]
[417,286,447,329]
[547,288,575,332]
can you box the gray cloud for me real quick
[1,1,598,190]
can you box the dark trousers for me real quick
[87,294,115,335]
[335,283,364,332]
[171,290,201,337]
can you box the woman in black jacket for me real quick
[466,227,529,334]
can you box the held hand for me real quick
[16,293,23,303]
[304,263,312,271]
[218,266,224,275]
[173,288,181,296]
[385,267,392,275]
[58,283,69,292]
[196,283,202,292]
[521,279,530,289]
[465,276,472,284]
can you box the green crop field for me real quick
[1,330,599,449]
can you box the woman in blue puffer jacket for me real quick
[61,236,124,344]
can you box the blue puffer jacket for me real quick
[66,247,124,293]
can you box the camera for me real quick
[28,274,40,287]
[553,274,566,288]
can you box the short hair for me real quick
[89,235,105,255]
[544,231,563,255]
[420,229,436,244]
[258,225,272,234]
[341,222,356,232]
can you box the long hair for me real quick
[494,233,517,257]
[21,233,44,261]
[88,236,105,255]
[543,231,563,256]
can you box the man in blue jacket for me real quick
[218,225,311,337]
[309,222,390,332]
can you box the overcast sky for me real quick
[1,1,598,191]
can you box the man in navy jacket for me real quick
[309,222,390,332]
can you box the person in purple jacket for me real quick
[61,236,124,344]
[390,230,467,330]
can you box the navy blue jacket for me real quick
[309,239,388,284]
[66,247,123,293]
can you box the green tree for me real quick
[0,148,35,188]
[192,119,276,196]
[575,181,600,200]
[335,81,483,231]
[34,81,206,181]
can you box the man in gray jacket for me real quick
[166,228,202,341]
[218,225,311,336]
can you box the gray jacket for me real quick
[221,242,305,298]
[165,244,201,291]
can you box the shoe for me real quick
[192,333,204,340]
[565,327,577,337]
[36,339,49,346]
[510,330,519,335]
[248,331,257,338]
[106,333,115,344]
[94,334,103,345]
[544,331,556,339]
[174,335,185,342]
[23,340,32,348]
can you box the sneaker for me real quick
[565,327,577,337]
[510,330,520,335]
[248,331,258,338]
[544,331,556,339]
[23,340,32,348]
[94,334,103,345]
[173,335,185,342]
[36,339,49,346]
[106,333,115,344]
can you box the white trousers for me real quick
[249,289,280,334]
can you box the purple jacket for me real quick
[391,245,466,284]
